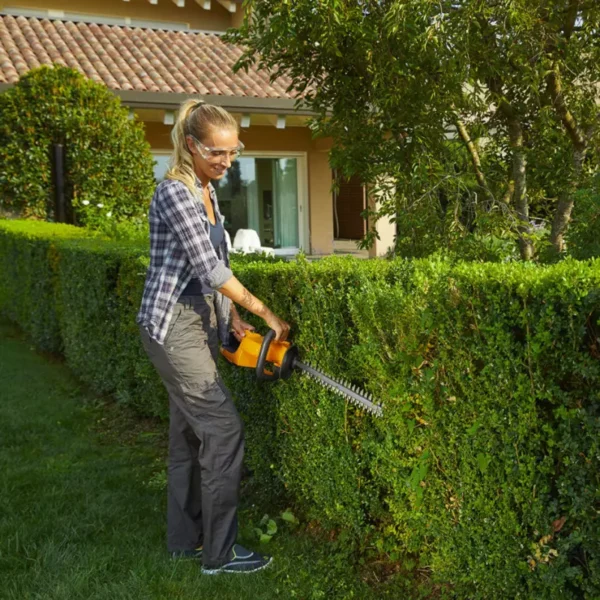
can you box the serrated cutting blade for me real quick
[295,360,383,418]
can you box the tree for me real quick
[0,65,155,228]
[229,0,600,260]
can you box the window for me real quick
[152,153,171,182]
[213,157,301,250]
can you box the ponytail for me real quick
[166,99,239,196]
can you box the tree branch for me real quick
[454,115,494,205]
[546,65,587,150]
[502,180,515,205]
[563,0,580,40]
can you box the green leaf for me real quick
[477,453,492,474]
[466,421,481,436]
[281,510,297,524]
[266,519,278,536]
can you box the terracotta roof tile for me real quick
[0,14,296,100]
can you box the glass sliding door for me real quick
[214,156,300,251]
[274,158,299,248]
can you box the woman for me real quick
[137,99,290,575]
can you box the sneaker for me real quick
[201,544,273,575]
[170,545,203,560]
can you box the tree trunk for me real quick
[549,147,585,253]
[545,65,590,254]
[486,77,533,260]
[550,194,575,254]
[508,120,533,261]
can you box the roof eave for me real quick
[0,84,313,116]
[116,90,314,116]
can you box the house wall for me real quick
[231,6,244,28]
[144,121,334,255]
[367,183,396,258]
[308,150,334,255]
[0,0,233,30]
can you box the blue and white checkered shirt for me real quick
[137,177,233,345]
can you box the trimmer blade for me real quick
[295,360,383,418]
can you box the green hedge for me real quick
[1,219,599,598]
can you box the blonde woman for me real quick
[137,100,290,575]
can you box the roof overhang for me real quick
[116,90,313,116]
[0,83,313,117]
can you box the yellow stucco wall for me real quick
[144,121,334,254]
[367,184,396,258]
[308,149,334,255]
[1,0,233,30]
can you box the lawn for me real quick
[0,320,415,600]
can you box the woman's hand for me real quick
[231,311,255,342]
[264,312,291,342]
[230,304,254,341]
[219,277,290,341]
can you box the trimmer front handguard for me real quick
[220,330,298,381]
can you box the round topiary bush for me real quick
[0,65,156,228]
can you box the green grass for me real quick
[0,321,418,600]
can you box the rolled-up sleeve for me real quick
[156,180,233,288]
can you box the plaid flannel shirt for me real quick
[137,177,233,345]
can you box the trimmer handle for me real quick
[256,329,279,381]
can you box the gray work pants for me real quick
[139,294,244,569]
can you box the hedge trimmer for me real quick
[221,330,383,417]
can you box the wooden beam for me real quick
[216,0,237,12]
[163,110,175,125]
[194,0,211,9]
[171,0,185,6]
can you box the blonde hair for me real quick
[166,99,239,195]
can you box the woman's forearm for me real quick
[218,276,273,320]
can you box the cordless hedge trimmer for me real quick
[221,330,383,417]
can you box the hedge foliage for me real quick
[1,219,599,599]
[0,66,155,227]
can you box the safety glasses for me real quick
[189,135,244,163]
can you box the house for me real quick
[0,0,394,256]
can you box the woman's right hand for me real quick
[217,276,291,341]
[264,312,291,342]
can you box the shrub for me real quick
[1,218,599,598]
[0,65,155,228]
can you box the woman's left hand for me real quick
[231,313,255,341]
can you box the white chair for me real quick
[224,228,233,252]
[231,229,275,257]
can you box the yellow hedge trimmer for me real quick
[221,330,383,417]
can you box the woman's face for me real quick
[187,127,240,183]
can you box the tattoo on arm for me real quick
[241,288,254,308]
[218,276,271,320]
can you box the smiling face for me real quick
[186,127,240,184]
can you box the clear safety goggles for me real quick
[190,135,244,163]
